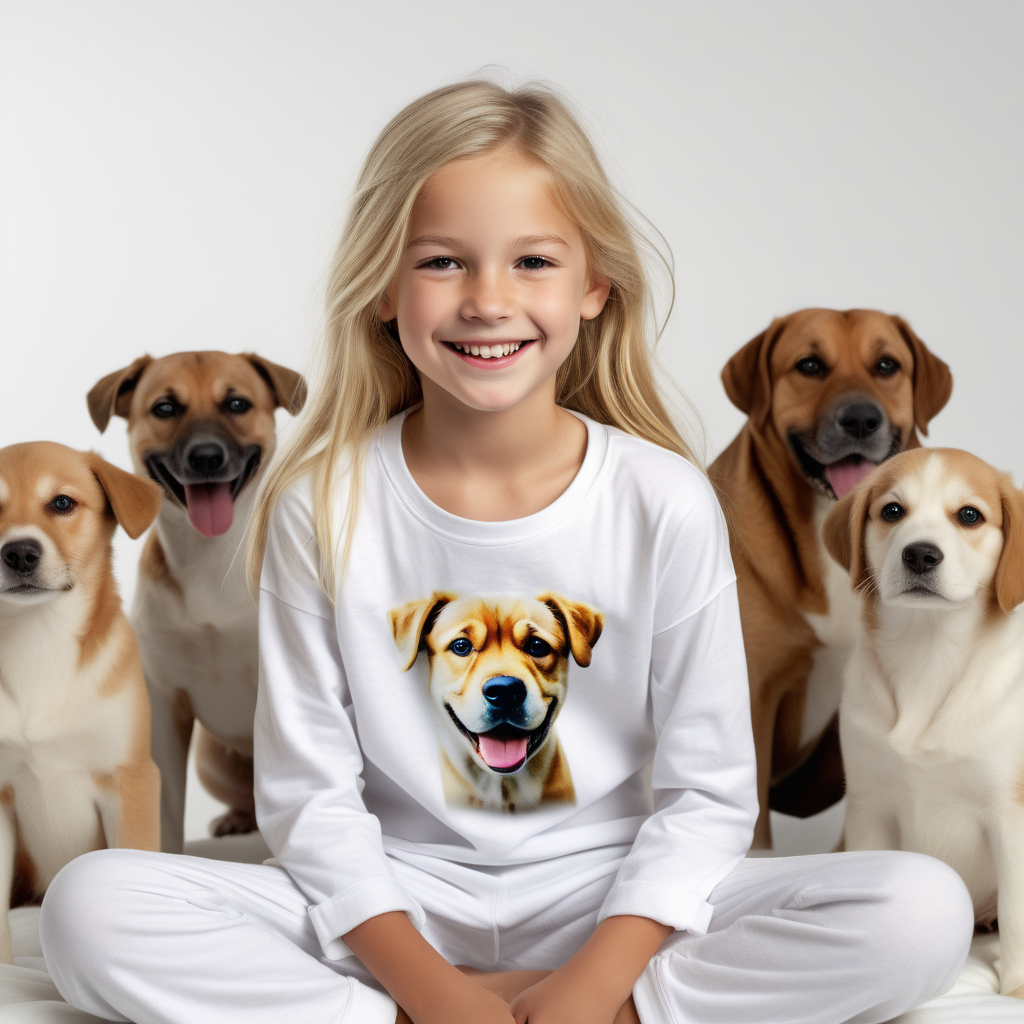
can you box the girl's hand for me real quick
[396,975,516,1024]
[508,968,637,1024]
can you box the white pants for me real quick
[38,845,973,1024]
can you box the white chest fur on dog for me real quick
[825,447,1024,998]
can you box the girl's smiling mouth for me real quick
[443,339,536,366]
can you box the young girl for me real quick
[40,80,972,1024]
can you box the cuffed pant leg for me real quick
[39,848,396,1024]
[634,851,974,1024]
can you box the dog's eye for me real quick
[880,502,905,522]
[795,357,824,376]
[447,637,473,657]
[50,495,77,514]
[151,400,178,419]
[225,397,252,415]
[524,637,552,658]
[875,357,899,376]
[958,506,983,526]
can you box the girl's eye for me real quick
[424,256,458,271]
[958,506,983,526]
[796,357,824,376]
[518,256,551,271]
[875,357,899,376]
[447,637,473,657]
[51,495,76,514]
[152,400,178,419]
[225,397,252,414]
[880,502,905,522]
[524,636,552,657]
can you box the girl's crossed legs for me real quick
[39,845,972,1024]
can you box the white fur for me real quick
[839,452,1024,996]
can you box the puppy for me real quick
[389,593,603,812]
[708,308,952,847]
[88,351,306,853]
[0,442,162,963]
[824,448,1024,997]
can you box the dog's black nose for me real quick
[187,443,226,475]
[483,676,527,711]
[1,539,42,576]
[902,543,944,574]
[838,402,883,439]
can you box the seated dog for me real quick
[87,352,306,852]
[824,448,1024,997]
[0,442,162,963]
[389,593,603,812]
[708,308,952,847]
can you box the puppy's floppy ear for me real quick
[720,317,787,429]
[388,593,456,671]
[994,478,1024,614]
[538,594,604,668]
[86,453,163,539]
[246,354,308,415]
[87,356,154,433]
[822,477,877,595]
[892,316,952,437]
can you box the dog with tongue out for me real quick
[389,592,603,813]
[707,308,952,849]
[87,351,307,852]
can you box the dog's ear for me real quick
[720,318,787,429]
[246,354,308,415]
[822,477,877,595]
[388,593,456,671]
[892,316,952,437]
[87,357,154,433]
[539,594,604,668]
[994,478,1024,614]
[87,453,163,539]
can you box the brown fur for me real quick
[708,309,952,847]
[138,532,183,600]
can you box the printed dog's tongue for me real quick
[824,458,876,500]
[183,482,234,537]
[478,732,528,770]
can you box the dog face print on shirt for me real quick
[388,593,604,813]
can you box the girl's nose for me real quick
[460,270,515,324]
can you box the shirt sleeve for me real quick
[254,493,425,961]
[597,578,758,934]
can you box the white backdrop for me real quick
[1,1,1021,842]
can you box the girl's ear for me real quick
[378,295,395,322]
[822,479,877,594]
[994,479,1024,614]
[580,274,612,321]
[721,317,787,429]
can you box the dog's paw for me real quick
[209,809,258,837]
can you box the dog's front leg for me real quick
[995,812,1024,996]
[0,805,15,965]
[146,682,193,854]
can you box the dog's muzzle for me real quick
[446,690,559,775]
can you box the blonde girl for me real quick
[41,80,971,1024]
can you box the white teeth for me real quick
[470,345,480,355]
[451,341,525,358]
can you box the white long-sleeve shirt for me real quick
[255,411,757,960]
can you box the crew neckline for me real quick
[376,407,609,546]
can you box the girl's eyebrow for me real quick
[407,233,572,250]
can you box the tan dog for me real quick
[0,442,162,963]
[823,449,1024,996]
[389,593,603,812]
[88,352,306,852]
[707,308,952,847]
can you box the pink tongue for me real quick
[824,458,876,500]
[183,482,235,537]
[478,733,528,770]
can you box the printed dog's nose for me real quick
[482,676,527,711]
[187,443,226,475]
[902,543,944,574]
[838,402,883,439]
[1,539,42,576]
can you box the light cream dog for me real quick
[389,593,603,812]
[824,448,1024,997]
[88,351,306,852]
[0,442,162,963]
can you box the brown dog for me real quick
[0,442,162,962]
[707,308,952,847]
[388,593,603,812]
[88,352,306,852]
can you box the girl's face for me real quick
[380,146,610,414]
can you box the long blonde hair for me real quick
[246,78,695,597]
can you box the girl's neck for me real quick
[401,378,588,522]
